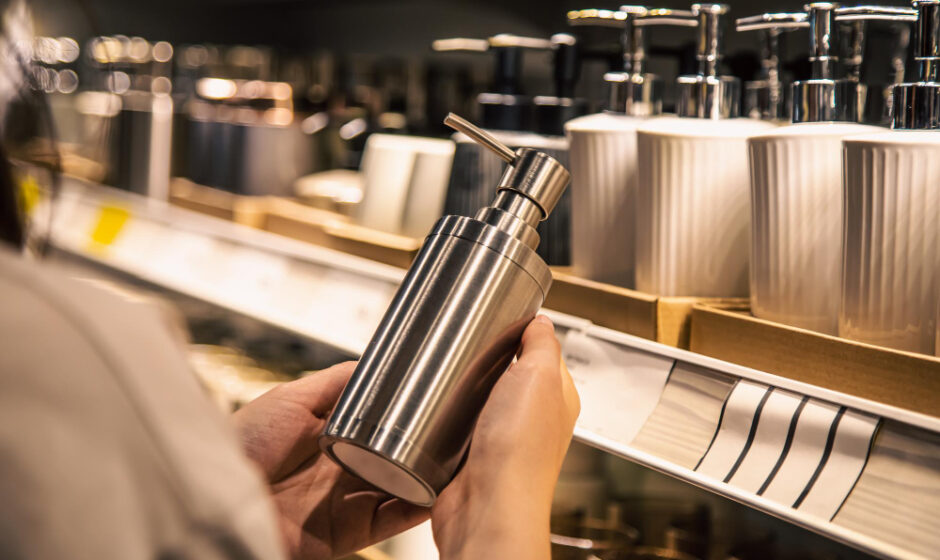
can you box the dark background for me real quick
[26,0,917,115]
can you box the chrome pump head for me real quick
[444,113,569,246]
[791,3,916,122]
[891,0,940,128]
[568,6,670,115]
[833,5,918,124]
[790,3,854,122]
[431,34,552,131]
[736,12,809,120]
[639,4,739,119]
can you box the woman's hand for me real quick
[232,362,429,560]
[233,314,579,560]
[431,315,581,560]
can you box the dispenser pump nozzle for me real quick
[443,113,570,246]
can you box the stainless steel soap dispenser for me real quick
[841,0,940,354]
[320,113,570,506]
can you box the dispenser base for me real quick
[327,441,437,506]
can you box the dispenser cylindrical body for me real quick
[635,117,775,296]
[320,215,552,505]
[840,132,940,354]
[566,113,643,288]
[747,122,880,334]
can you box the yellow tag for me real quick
[89,205,131,247]
[18,175,41,215]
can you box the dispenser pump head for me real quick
[569,6,669,116]
[432,34,551,131]
[639,4,739,119]
[791,3,918,123]
[444,113,569,246]
[892,0,940,128]
[736,12,808,120]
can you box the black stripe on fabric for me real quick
[723,387,775,483]
[792,406,847,509]
[757,397,809,495]
[829,418,882,521]
[694,378,739,471]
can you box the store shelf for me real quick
[49,176,406,356]
[49,180,939,560]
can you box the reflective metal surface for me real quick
[787,3,916,123]
[892,0,940,129]
[736,12,808,120]
[571,5,685,116]
[791,3,860,122]
[639,4,740,119]
[792,78,861,122]
[320,115,570,505]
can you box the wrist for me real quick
[434,469,555,560]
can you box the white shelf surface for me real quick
[48,179,940,560]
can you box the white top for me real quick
[842,130,940,147]
[637,116,777,138]
[564,112,647,133]
[0,249,286,559]
[747,121,883,141]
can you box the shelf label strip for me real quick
[565,331,673,446]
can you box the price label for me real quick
[18,174,42,215]
[88,204,131,251]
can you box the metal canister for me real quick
[319,113,570,506]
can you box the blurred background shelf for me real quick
[47,178,940,560]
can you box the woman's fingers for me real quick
[271,360,356,418]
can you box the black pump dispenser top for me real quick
[533,34,590,135]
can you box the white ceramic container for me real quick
[565,113,646,288]
[356,133,456,237]
[840,131,940,354]
[747,122,881,334]
[635,117,776,296]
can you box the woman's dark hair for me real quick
[0,140,24,248]
[0,0,65,253]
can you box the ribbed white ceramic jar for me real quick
[841,132,940,354]
[636,117,776,296]
[748,123,881,334]
[565,112,645,288]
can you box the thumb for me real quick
[516,314,561,365]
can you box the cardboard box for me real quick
[545,271,745,349]
[262,197,421,269]
[169,178,268,228]
[690,301,940,417]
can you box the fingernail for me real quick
[535,314,555,330]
